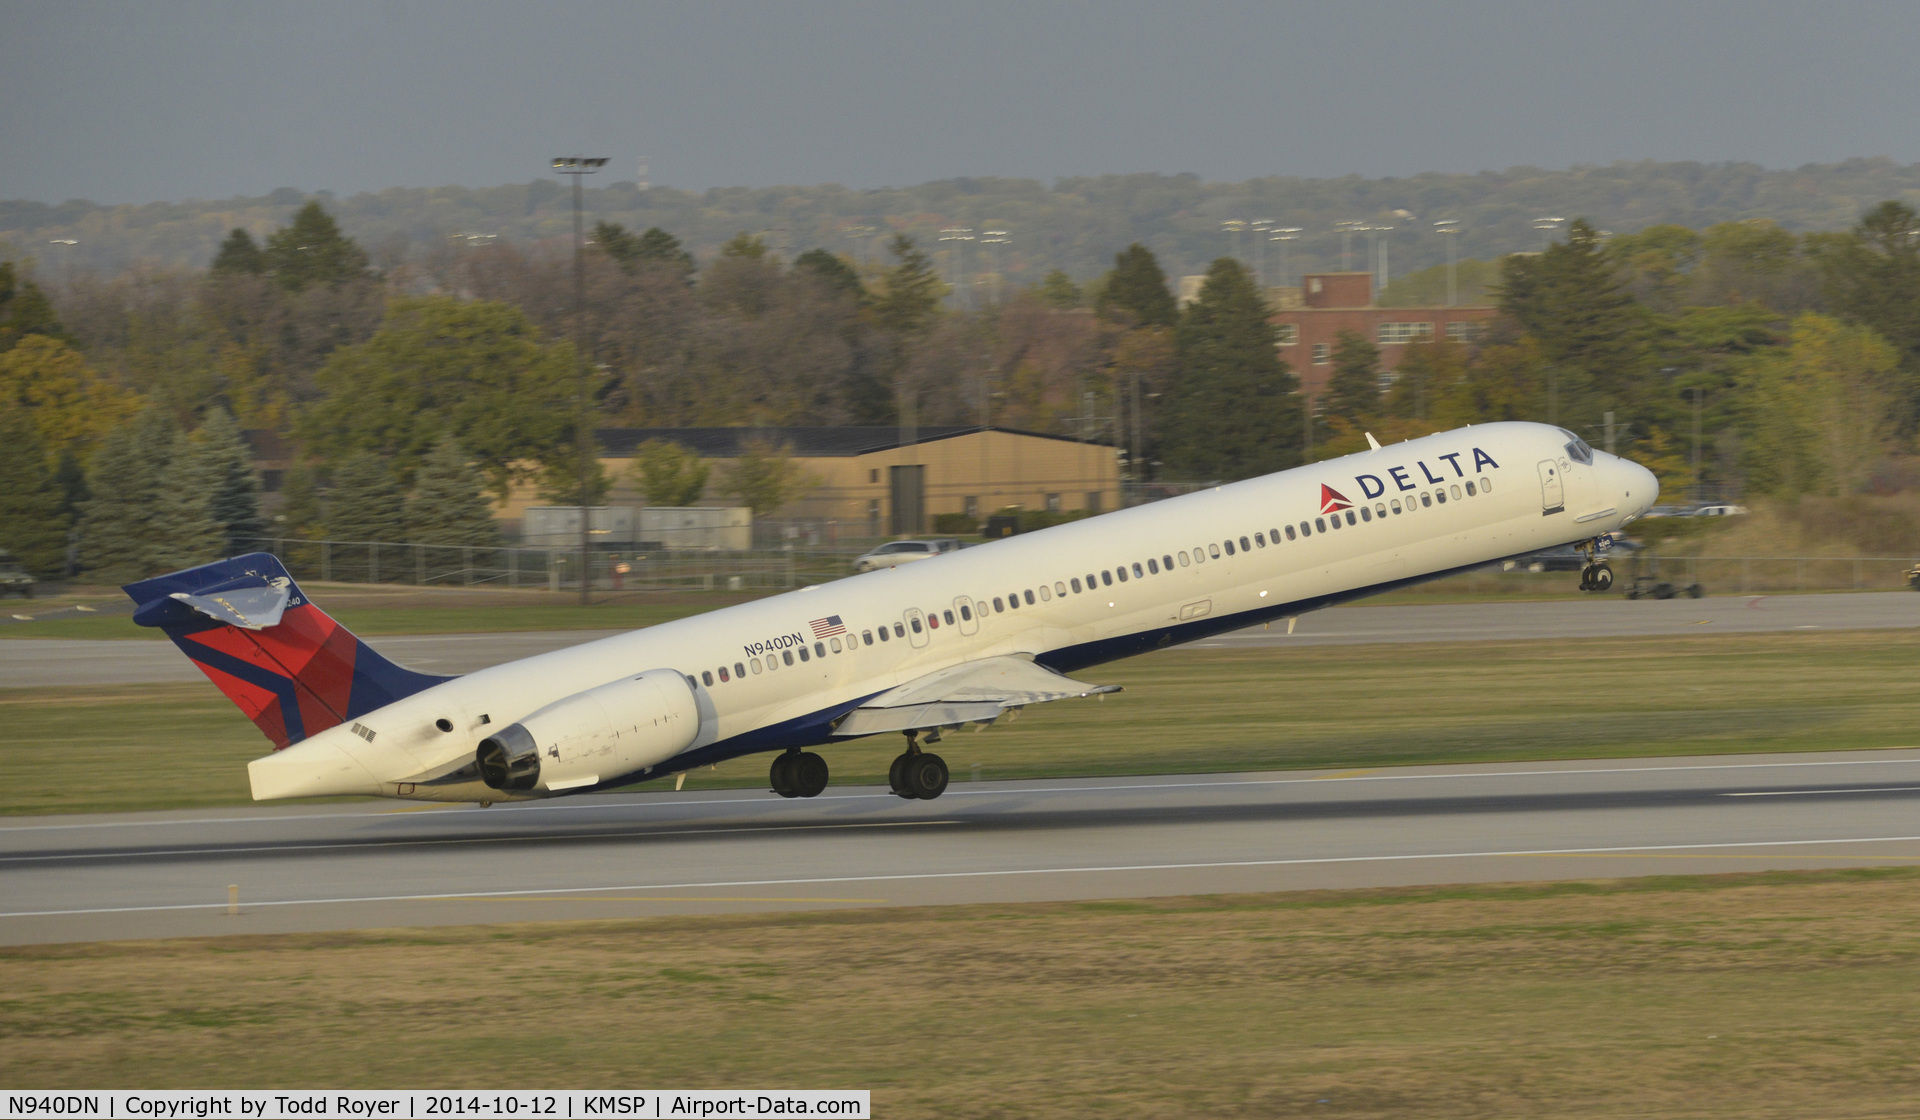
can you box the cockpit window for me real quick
[1559,429,1594,465]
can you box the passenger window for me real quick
[1347,511,1357,525]
[717,667,728,682]
[1147,558,1159,574]
[1420,493,1432,508]
[799,646,811,662]
[944,609,956,624]
[1375,503,1386,518]
[993,597,1004,612]
[1224,539,1236,556]
[1315,517,1326,532]
[1480,476,1492,492]
[1055,581,1067,596]
[877,627,889,642]
[1451,484,1462,500]
[783,650,795,665]
[1008,592,1020,607]
[894,623,905,637]
[1132,562,1143,578]
[1435,490,1447,504]
[1359,507,1371,522]
[960,604,973,621]
[752,659,763,674]
[735,662,746,678]
[1209,543,1221,558]
[830,639,841,653]
[1239,536,1251,551]
[1071,577,1083,593]
[701,670,713,686]
[1465,482,1476,496]
[1162,555,1173,571]
[929,614,939,629]
[910,617,923,633]
[1038,587,1051,602]
[1022,589,1035,605]
[1116,567,1129,583]
[1285,524,1297,540]
[1255,532,1266,547]
[1102,571,1113,586]
[1178,551,1190,566]
[1390,500,1401,514]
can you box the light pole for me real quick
[939,227,974,309]
[1433,220,1460,306]
[551,155,608,606]
[981,229,1010,304]
[1221,219,1246,265]
[1270,228,1301,289]
[1373,225,1394,293]
[1250,218,1273,285]
[1335,220,1364,271]
[1532,215,1567,247]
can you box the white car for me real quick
[851,538,963,573]
[1693,503,1749,517]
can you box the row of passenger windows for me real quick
[691,476,1493,688]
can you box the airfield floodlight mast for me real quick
[1335,219,1364,271]
[981,228,1010,304]
[1221,218,1246,264]
[551,155,609,605]
[1433,219,1461,306]
[1250,218,1274,285]
[1533,215,1567,246]
[1373,225,1395,291]
[1270,227,1302,288]
[939,227,975,309]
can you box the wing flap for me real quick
[832,655,1118,737]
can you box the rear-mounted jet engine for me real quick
[477,668,698,793]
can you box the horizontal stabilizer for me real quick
[170,584,290,630]
[834,655,1118,737]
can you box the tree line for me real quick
[4,196,1920,580]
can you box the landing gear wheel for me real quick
[792,751,829,798]
[1686,582,1705,599]
[903,752,949,800]
[889,752,915,799]
[770,752,800,798]
[1590,562,1613,592]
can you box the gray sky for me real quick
[4,0,1918,205]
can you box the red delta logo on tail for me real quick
[1320,484,1353,515]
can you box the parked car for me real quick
[1691,503,1749,517]
[0,551,35,598]
[851,538,963,573]
[1504,534,1640,573]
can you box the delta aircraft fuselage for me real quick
[223,421,1656,803]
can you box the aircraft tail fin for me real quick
[123,553,452,749]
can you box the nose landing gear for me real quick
[1578,561,1613,592]
[889,730,950,800]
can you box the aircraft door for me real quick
[904,607,930,648]
[954,596,979,636]
[1537,459,1565,514]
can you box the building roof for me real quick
[594,426,1093,458]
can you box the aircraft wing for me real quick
[832,655,1119,736]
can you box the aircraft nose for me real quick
[1621,457,1659,514]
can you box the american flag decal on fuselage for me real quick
[809,615,846,639]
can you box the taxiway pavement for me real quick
[8,591,1920,689]
[6,750,1920,945]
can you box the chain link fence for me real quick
[236,538,865,592]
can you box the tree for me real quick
[592,221,643,270]
[277,461,323,540]
[325,451,407,543]
[1038,270,1082,310]
[1498,218,1647,429]
[1382,338,1468,423]
[1096,244,1177,328]
[868,235,944,424]
[150,429,225,571]
[1324,329,1384,425]
[718,440,813,517]
[302,296,576,497]
[634,227,695,273]
[1821,201,1920,430]
[1159,258,1301,480]
[1736,314,1896,497]
[195,406,269,554]
[0,334,140,458]
[0,262,70,353]
[263,201,372,291]
[405,437,500,547]
[211,228,266,275]
[0,407,70,577]
[78,410,176,580]
[631,439,711,506]
[793,249,864,300]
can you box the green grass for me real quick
[8,867,1920,1116]
[9,628,1920,815]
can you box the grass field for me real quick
[6,867,1920,1116]
[9,628,1920,815]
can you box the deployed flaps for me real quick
[168,584,290,630]
[833,655,1119,737]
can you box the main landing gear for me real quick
[770,749,829,798]
[889,731,950,801]
[1576,536,1614,593]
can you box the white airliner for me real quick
[125,421,1655,804]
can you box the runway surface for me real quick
[9,591,1920,688]
[7,749,1920,945]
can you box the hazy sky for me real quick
[5,1,1918,205]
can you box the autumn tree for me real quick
[719,441,813,517]
[0,334,140,458]
[632,439,711,506]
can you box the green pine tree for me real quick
[793,248,865,300]
[593,221,643,271]
[1159,258,1301,480]
[151,429,225,571]
[405,437,500,547]
[78,410,176,580]
[277,461,323,539]
[1324,329,1385,425]
[0,406,71,576]
[633,227,695,277]
[0,261,71,353]
[196,406,269,553]
[325,451,407,543]
[263,201,372,291]
[1038,270,1083,309]
[1497,217,1645,430]
[1096,244,1177,328]
[211,228,266,275]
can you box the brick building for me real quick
[1270,273,1498,398]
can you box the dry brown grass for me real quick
[6,869,1920,1116]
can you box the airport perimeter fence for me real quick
[234,537,865,592]
[1488,555,1920,594]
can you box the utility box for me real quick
[523,506,635,548]
[639,507,752,551]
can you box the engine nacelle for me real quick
[476,668,699,793]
